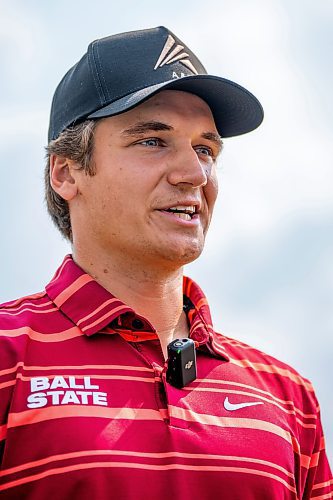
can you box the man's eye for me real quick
[195,146,214,158]
[138,138,162,147]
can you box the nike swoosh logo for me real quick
[223,396,264,411]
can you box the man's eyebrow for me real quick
[121,121,223,153]
[121,121,174,136]
[201,132,224,154]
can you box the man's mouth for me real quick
[159,205,197,221]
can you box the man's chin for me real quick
[158,242,204,267]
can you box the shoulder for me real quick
[0,291,47,309]
[0,290,50,325]
[0,290,54,363]
[216,331,318,410]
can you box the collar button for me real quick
[132,318,144,330]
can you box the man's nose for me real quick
[166,146,209,188]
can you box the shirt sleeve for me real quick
[303,406,333,499]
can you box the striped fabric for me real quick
[0,255,331,499]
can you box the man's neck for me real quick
[73,248,190,358]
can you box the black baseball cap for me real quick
[48,26,264,141]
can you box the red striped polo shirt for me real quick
[0,255,332,499]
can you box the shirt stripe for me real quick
[0,460,298,494]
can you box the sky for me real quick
[0,0,332,462]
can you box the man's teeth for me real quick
[161,205,196,220]
[167,205,196,214]
[175,212,192,221]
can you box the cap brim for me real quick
[88,75,263,138]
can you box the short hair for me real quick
[44,120,97,242]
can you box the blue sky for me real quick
[0,0,332,462]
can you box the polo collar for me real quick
[46,255,229,361]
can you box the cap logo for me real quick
[154,34,198,75]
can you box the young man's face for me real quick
[71,90,221,270]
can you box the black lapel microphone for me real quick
[166,338,197,388]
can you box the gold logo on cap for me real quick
[154,35,198,75]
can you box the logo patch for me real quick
[223,396,263,412]
[27,376,108,408]
[154,34,198,75]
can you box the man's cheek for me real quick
[204,175,219,211]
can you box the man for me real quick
[0,26,331,499]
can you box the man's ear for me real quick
[49,154,79,201]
